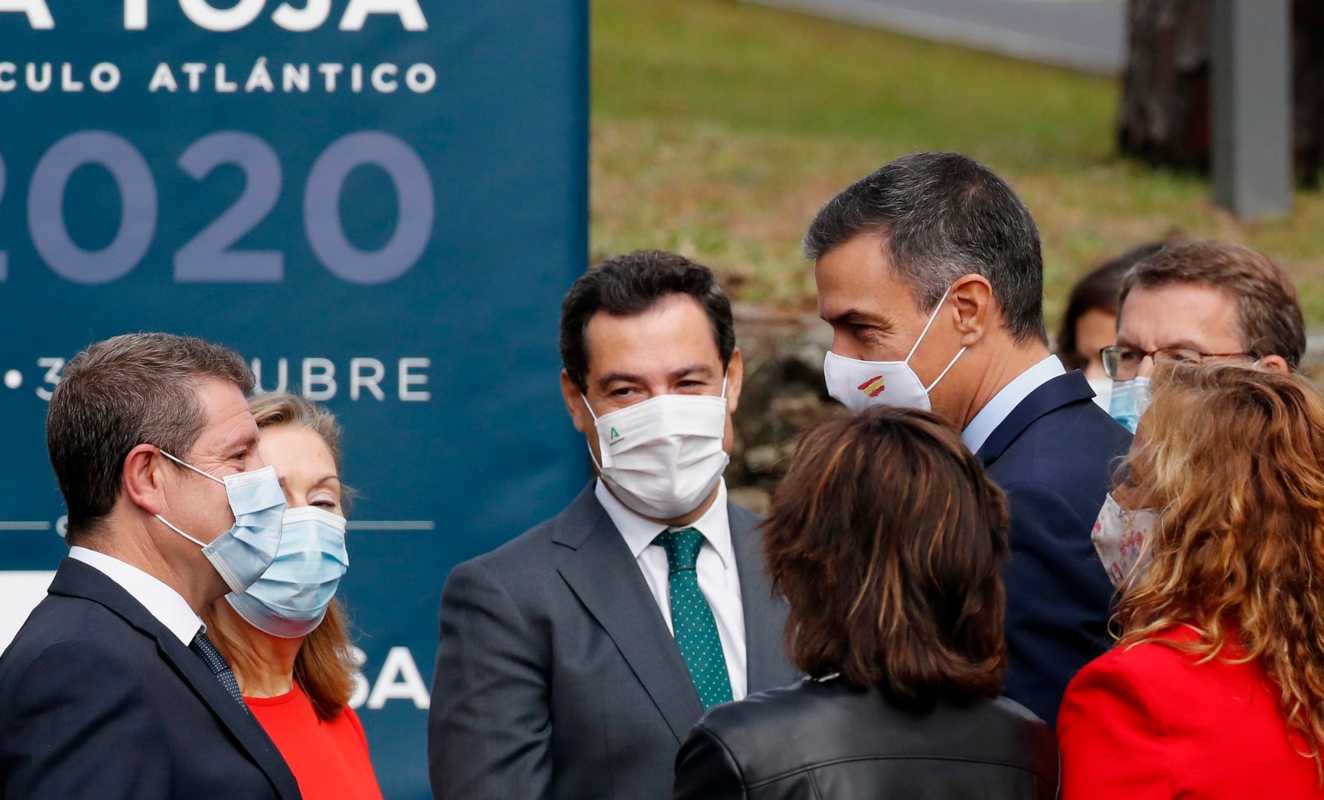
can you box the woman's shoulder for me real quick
[1077,625,1243,683]
[692,678,1053,786]
[1064,624,1255,721]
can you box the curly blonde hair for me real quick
[1115,363,1324,773]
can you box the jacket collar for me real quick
[976,370,1096,466]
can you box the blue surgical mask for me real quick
[1108,377,1152,434]
[226,506,349,639]
[155,451,288,594]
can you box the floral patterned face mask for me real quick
[1091,493,1158,588]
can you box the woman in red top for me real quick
[203,393,383,800]
[1058,364,1324,798]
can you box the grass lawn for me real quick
[590,0,1324,326]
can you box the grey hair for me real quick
[804,152,1047,343]
[46,332,253,541]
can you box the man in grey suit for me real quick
[428,250,799,799]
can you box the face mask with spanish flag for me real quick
[821,284,966,414]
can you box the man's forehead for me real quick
[584,296,722,376]
[193,379,258,447]
[1119,283,1243,347]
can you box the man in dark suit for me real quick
[428,251,799,799]
[807,152,1131,726]
[0,333,301,799]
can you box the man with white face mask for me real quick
[429,251,797,800]
[0,333,300,800]
[808,152,1133,727]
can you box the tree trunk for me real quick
[1118,0,1324,186]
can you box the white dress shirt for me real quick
[961,355,1067,456]
[595,479,748,700]
[68,546,204,645]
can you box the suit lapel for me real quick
[553,485,704,743]
[728,502,791,693]
[977,371,1097,467]
[48,558,301,800]
[154,634,302,799]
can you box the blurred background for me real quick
[589,0,1324,508]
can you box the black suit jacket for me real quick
[0,558,302,800]
[978,370,1132,726]
[428,483,799,800]
[674,678,1058,800]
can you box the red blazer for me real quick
[1057,624,1320,798]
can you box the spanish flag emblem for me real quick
[857,375,886,397]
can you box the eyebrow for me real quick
[277,474,341,488]
[1116,338,1209,352]
[596,364,715,389]
[220,430,258,455]
[822,308,893,330]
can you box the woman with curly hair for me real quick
[1058,364,1324,797]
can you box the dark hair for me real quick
[46,333,253,542]
[804,152,1047,342]
[1057,242,1166,370]
[1119,240,1306,369]
[763,406,1010,708]
[559,250,735,391]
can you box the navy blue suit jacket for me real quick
[0,557,302,800]
[976,370,1132,727]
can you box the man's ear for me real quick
[1260,354,1291,374]
[949,274,995,348]
[561,370,591,434]
[122,444,169,517]
[724,348,744,416]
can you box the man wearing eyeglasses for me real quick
[1104,240,1306,432]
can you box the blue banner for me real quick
[0,2,588,797]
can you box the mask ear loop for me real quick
[906,284,968,394]
[905,284,955,364]
[159,450,226,486]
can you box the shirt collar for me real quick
[961,355,1067,455]
[68,545,205,645]
[594,479,734,569]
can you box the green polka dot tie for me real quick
[655,527,734,711]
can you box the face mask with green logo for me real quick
[580,378,730,521]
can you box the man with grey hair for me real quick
[807,152,1132,726]
[0,333,300,799]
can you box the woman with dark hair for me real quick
[1057,242,1166,409]
[202,393,383,800]
[672,407,1058,800]
[1059,365,1324,797]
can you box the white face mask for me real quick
[1087,376,1113,411]
[1091,493,1158,587]
[581,379,730,521]
[822,285,966,414]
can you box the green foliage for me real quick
[591,0,1324,324]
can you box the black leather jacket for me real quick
[673,678,1059,799]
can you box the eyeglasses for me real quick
[1100,345,1256,381]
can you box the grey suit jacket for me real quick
[428,482,798,800]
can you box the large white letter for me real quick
[179,0,264,32]
[340,0,426,31]
[0,0,54,29]
[366,647,430,710]
[302,357,337,401]
[124,0,146,29]
[147,62,178,93]
[272,0,330,31]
